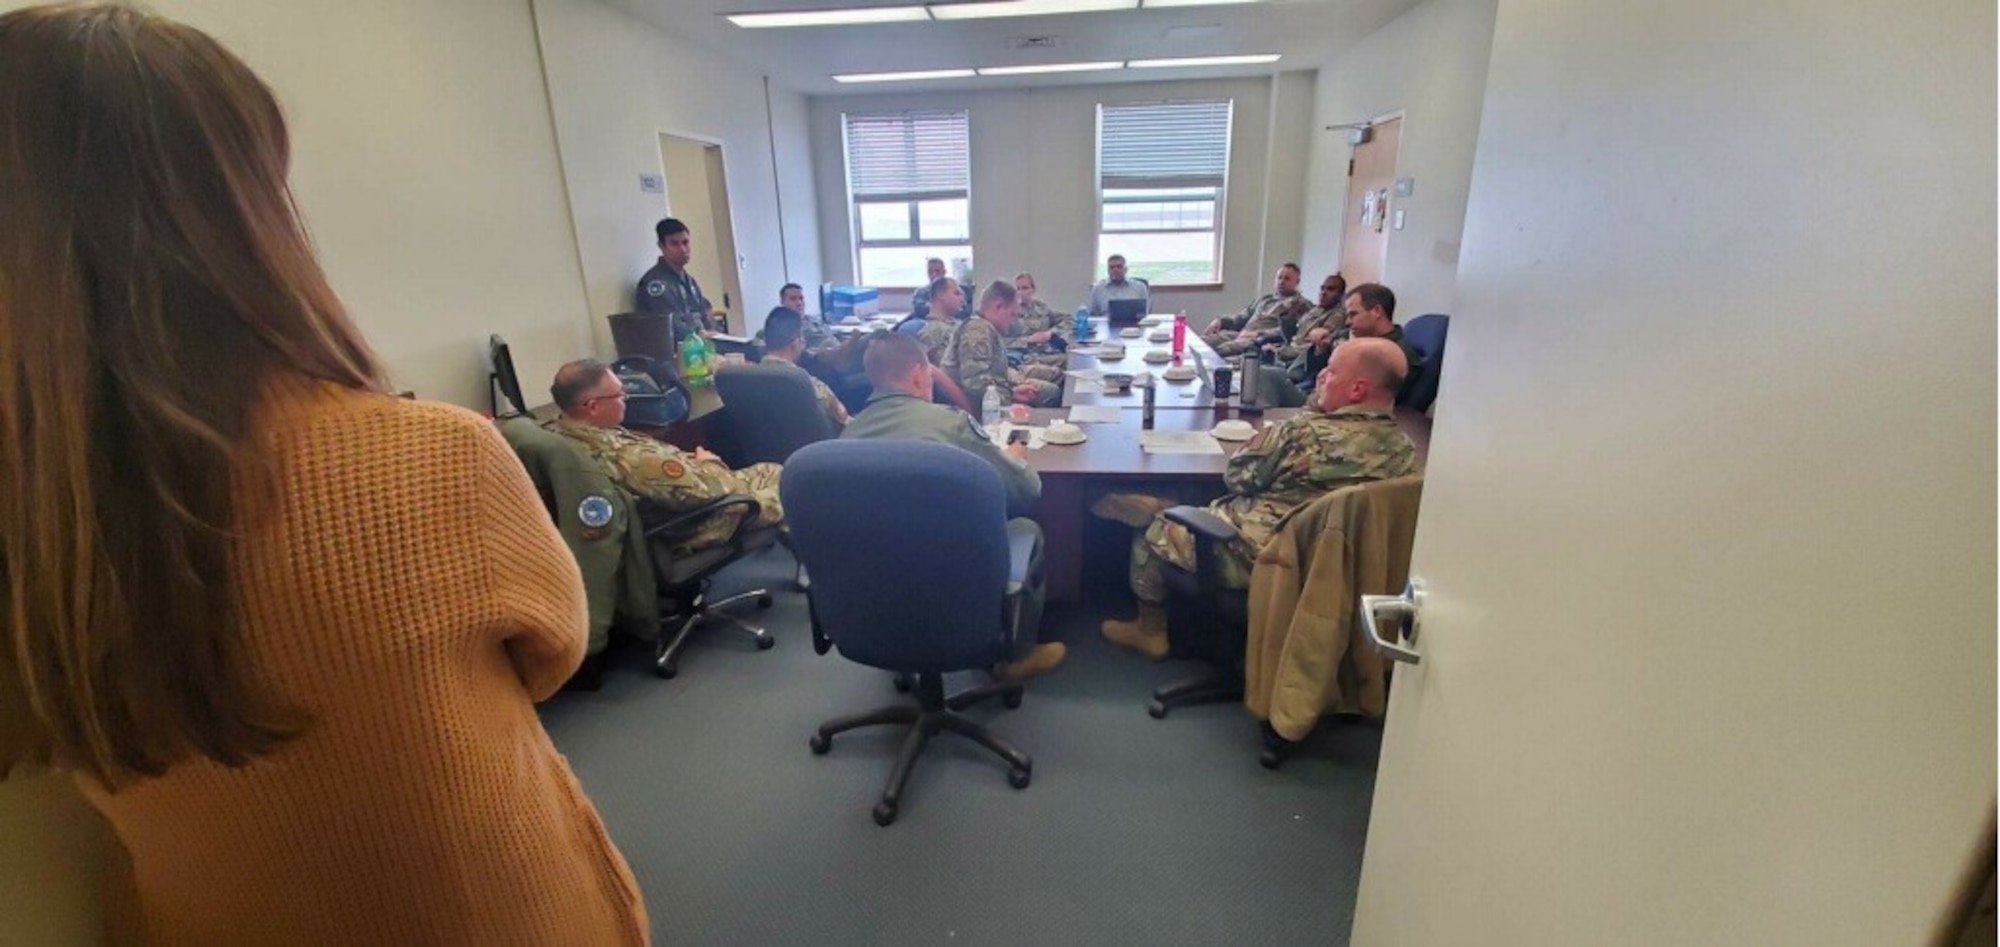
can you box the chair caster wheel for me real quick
[654,661,678,679]
[1147,700,1168,719]
[755,634,775,651]
[1259,748,1283,770]
[872,802,897,826]
[892,673,913,693]
[757,594,774,609]
[809,733,831,755]
[1002,689,1023,710]
[1007,767,1031,790]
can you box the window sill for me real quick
[1143,282,1226,291]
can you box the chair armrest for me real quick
[1163,505,1239,593]
[637,493,764,549]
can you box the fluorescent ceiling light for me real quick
[930,0,1135,21]
[728,6,929,28]
[1139,0,1261,6]
[977,60,1124,75]
[1128,53,1281,67]
[832,68,979,83]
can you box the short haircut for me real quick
[978,280,1017,311]
[1325,272,1348,297]
[1014,272,1036,288]
[1350,339,1408,395]
[926,257,946,269]
[1346,282,1397,322]
[552,358,613,411]
[863,330,928,388]
[1107,254,1127,265]
[928,275,957,300]
[1280,262,1301,275]
[655,217,689,243]
[764,307,804,350]
[780,282,803,296]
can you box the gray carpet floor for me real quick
[538,545,1383,946]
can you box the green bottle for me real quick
[681,329,713,387]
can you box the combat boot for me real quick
[1100,605,1169,659]
[994,642,1067,682]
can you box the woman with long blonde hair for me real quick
[0,5,647,942]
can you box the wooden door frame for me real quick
[1336,108,1406,282]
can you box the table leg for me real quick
[1036,477,1086,604]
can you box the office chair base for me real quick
[653,585,776,678]
[1147,668,1244,719]
[810,673,1030,826]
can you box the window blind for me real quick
[843,110,970,198]
[1098,100,1233,190]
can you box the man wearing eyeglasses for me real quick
[545,359,783,558]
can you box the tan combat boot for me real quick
[1100,604,1170,659]
[995,642,1068,682]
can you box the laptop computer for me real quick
[1106,297,1148,326]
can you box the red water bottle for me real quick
[1171,311,1187,357]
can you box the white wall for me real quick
[808,73,1316,328]
[532,0,823,349]
[168,0,593,409]
[1300,0,1497,318]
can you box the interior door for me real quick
[1337,117,1399,286]
[658,134,745,331]
[1349,1,1994,945]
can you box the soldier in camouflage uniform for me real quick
[1201,262,1314,358]
[1100,337,1419,660]
[915,275,965,367]
[944,281,1065,408]
[1008,271,1072,367]
[760,307,849,429]
[1257,272,1350,407]
[545,359,784,561]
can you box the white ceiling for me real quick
[601,0,1425,95]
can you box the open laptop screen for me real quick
[1107,298,1148,325]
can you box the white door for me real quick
[1352,1,1994,945]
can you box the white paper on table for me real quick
[1064,368,1105,381]
[1066,405,1124,424]
[1139,430,1225,455]
[1070,378,1105,394]
[984,422,1046,450]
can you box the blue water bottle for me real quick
[1073,306,1090,341]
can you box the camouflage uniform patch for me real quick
[1205,292,1313,358]
[546,417,784,560]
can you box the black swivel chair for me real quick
[781,440,1042,826]
[1147,507,1252,720]
[1398,313,1449,412]
[710,362,839,466]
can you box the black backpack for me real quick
[609,356,690,429]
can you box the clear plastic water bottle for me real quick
[981,385,1004,427]
[1073,306,1090,341]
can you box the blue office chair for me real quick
[780,440,1041,826]
[1399,313,1449,412]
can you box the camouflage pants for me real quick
[661,461,785,559]
[1093,492,1255,604]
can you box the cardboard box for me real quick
[827,286,880,318]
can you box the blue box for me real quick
[827,286,880,318]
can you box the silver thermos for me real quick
[1237,352,1261,409]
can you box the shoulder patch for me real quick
[645,280,666,297]
[578,495,614,529]
[661,459,686,480]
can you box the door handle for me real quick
[1362,577,1426,665]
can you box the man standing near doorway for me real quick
[636,217,721,337]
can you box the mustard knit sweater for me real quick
[78,383,649,945]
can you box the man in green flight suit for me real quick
[842,331,1065,681]
[1098,337,1420,659]
[545,359,784,559]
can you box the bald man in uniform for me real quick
[1099,338,1420,659]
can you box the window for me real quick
[843,110,972,287]
[1096,100,1232,286]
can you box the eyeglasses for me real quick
[583,390,629,409]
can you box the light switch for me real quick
[1394,176,1415,197]
[1393,209,1406,230]
[639,173,664,195]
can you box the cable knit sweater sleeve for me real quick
[468,420,590,700]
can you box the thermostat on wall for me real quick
[639,173,664,195]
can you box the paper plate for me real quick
[1044,431,1088,446]
[1210,424,1257,442]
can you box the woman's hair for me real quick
[0,4,385,786]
